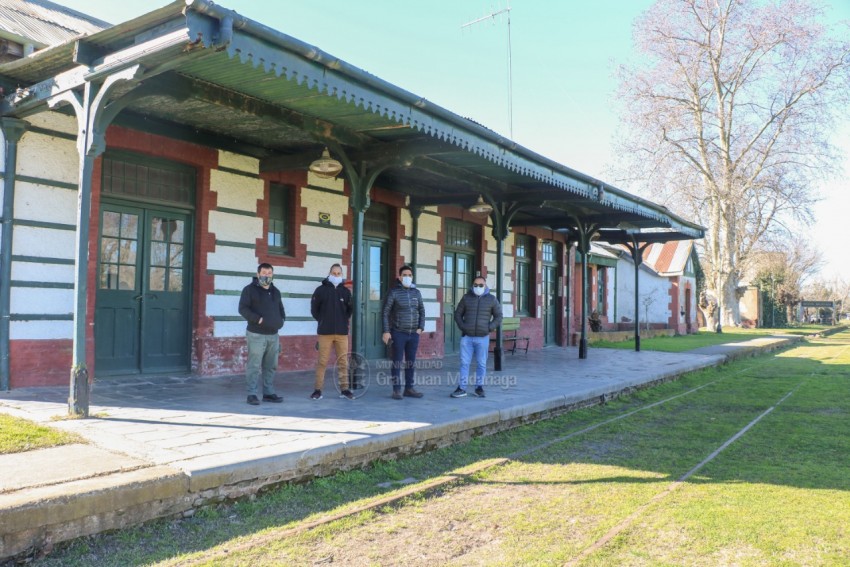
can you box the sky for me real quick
[58,0,850,282]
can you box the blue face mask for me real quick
[401,276,413,288]
[328,275,343,286]
[258,275,273,286]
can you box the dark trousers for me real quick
[390,329,420,390]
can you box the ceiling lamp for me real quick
[468,195,493,214]
[308,147,343,179]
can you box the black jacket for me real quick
[382,280,425,334]
[454,286,503,337]
[311,277,353,335]
[239,277,286,335]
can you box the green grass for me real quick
[592,324,838,352]
[0,414,83,454]
[37,330,850,566]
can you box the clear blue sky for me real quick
[58,0,850,282]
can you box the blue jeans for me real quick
[390,330,420,390]
[459,335,489,389]
[246,331,280,396]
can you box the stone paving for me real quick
[1,338,805,559]
[0,346,724,476]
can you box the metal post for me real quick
[575,223,593,359]
[0,119,29,391]
[715,270,723,333]
[564,239,572,349]
[410,206,421,275]
[489,204,509,371]
[494,235,504,371]
[70,143,96,416]
[350,181,367,389]
[633,245,641,352]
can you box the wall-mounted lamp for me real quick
[680,306,686,318]
[468,195,493,214]
[308,147,343,179]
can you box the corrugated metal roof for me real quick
[642,240,694,276]
[0,0,705,242]
[0,0,109,48]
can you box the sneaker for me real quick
[474,386,486,398]
[263,394,284,403]
[310,389,323,400]
[391,390,403,400]
[246,395,260,406]
[450,387,467,398]
[403,388,424,398]
[339,389,355,400]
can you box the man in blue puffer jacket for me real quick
[382,265,426,400]
[451,275,502,398]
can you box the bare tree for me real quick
[613,0,850,329]
[752,235,823,323]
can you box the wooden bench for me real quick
[491,316,530,355]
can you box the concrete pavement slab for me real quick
[0,338,803,561]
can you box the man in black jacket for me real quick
[451,276,503,398]
[382,265,425,399]
[310,263,354,400]
[238,263,286,405]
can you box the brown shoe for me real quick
[403,388,424,398]
[391,390,403,400]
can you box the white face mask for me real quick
[401,276,413,288]
[328,275,343,286]
[472,285,485,296]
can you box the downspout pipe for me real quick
[410,206,421,274]
[0,118,28,391]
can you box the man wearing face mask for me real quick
[310,263,354,400]
[451,275,502,398]
[238,263,286,405]
[382,265,426,400]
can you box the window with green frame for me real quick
[268,183,291,255]
[515,234,533,316]
[597,267,607,315]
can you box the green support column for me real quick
[624,234,649,352]
[349,173,369,386]
[490,201,521,371]
[0,118,29,392]
[410,206,422,274]
[574,220,598,360]
[48,65,145,416]
[491,208,507,371]
[333,146,394,384]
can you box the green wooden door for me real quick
[542,264,557,345]
[95,205,142,373]
[542,241,559,346]
[364,239,388,359]
[442,251,473,355]
[96,204,192,374]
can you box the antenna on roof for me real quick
[462,1,513,139]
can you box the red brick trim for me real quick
[10,340,71,387]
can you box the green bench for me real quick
[491,316,530,355]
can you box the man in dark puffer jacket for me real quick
[451,275,502,398]
[238,263,286,405]
[382,265,426,399]
[310,263,354,400]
